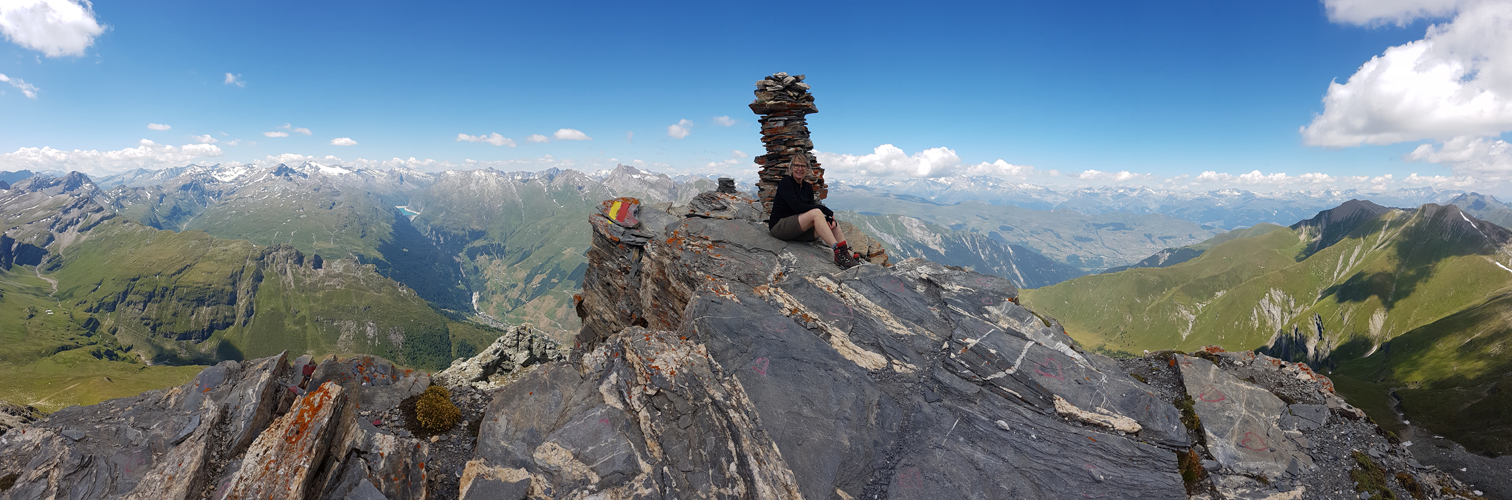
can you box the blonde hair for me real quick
[789,154,811,184]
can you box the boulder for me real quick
[0,401,40,436]
[1177,354,1315,477]
[434,324,566,390]
[308,354,432,412]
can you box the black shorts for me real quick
[769,214,817,242]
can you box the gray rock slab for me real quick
[325,418,429,500]
[943,303,1188,447]
[1285,404,1329,431]
[461,476,530,500]
[1178,355,1315,477]
[473,364,598,471]
[692,291,900,498]
[471,320,801,497]
[346,480,390,500]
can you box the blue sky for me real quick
[2,0,1510,193]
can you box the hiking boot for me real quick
[834,244,861,269]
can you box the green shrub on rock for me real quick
[415,386,460,434]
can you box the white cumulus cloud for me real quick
[147,123,171,131]
[1407,135,1512,180]
[554,128,591,141]
[0,73,38,98]
[263,131,288,138]
[190,134,217,144]
[1403,172,1479,187]
[330,137,357,146]
[224,73,244,87]
[1193,170,1337,185]
[0,139,223,175]
[1323,0,1464,26]
[1302,1,1512,147]
[225,139,240,146]
[817,144,1039,180]
[732,150,748,159]
[456,132,516,147]
[277,123,310,135]
[667,119,692,139]
[1078,169,1154,183]
[0,0,105,57]
[527,134,548,143]
[713,116,737,127]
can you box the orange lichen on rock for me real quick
[226,382,346,499]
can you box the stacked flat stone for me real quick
[749,72,824,210]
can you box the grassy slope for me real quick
[1020,223,1301,353]
[0,350,203,413]
[1024,207,1512,355]
[0,214,505,411]
[0,262,203,412]
[1331,292,1512,454]
[1023,205,1512,453]
[44,217,476,369]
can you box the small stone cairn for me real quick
[749,72,824,211]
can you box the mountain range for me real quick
[833,177,1464,229]
[9,164,1242,338]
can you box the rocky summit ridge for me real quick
[0,187,1489,499]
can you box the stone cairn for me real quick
[750,72,824,211]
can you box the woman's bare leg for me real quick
[797,209,838,247]
[830,222,847,245]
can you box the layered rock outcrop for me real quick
[0,354,441,500]
[0,402,39,436]
[434,324,566,390]
[497,191,1196,498]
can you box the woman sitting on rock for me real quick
[767,154,861,269]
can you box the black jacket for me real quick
[768,176,833,228]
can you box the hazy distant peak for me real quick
[11,171,100,197]
[269,164,308,180]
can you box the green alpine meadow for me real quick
[0,174,503,411]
